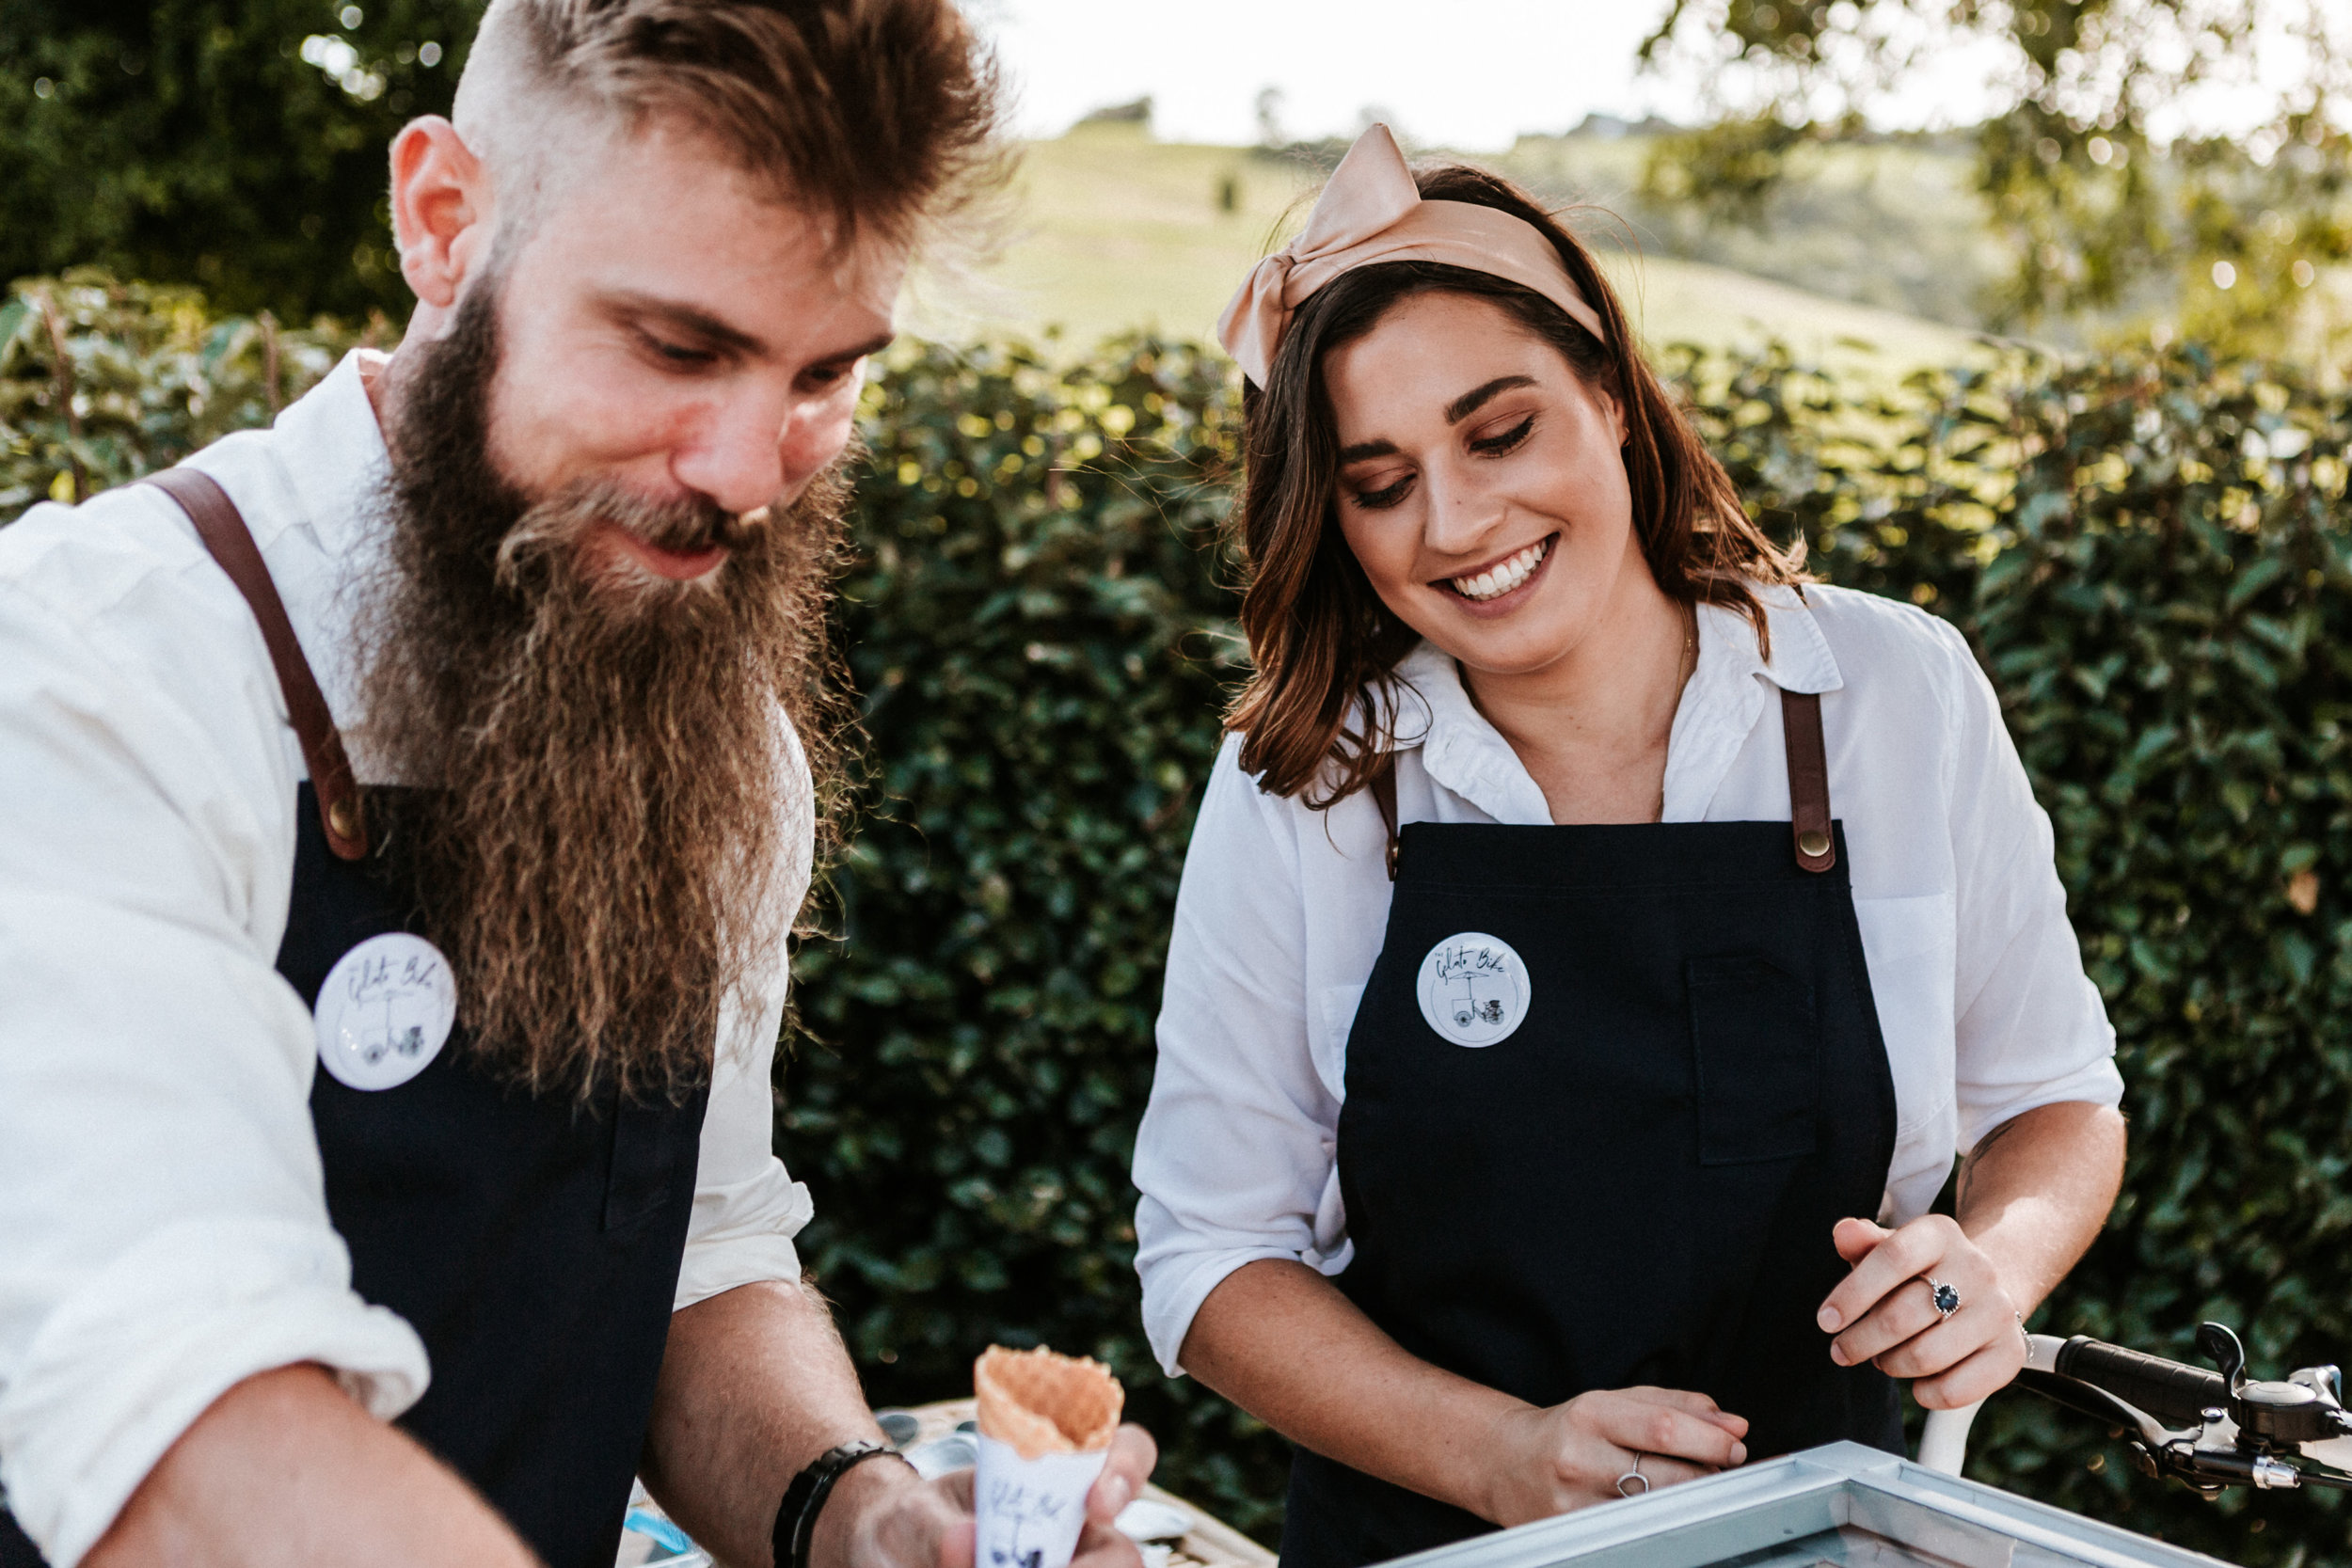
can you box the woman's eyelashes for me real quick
[1345,414,1542,509]
[1470,412,1536,456]
[1354,472,1415,510]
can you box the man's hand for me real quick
[832,1426,1158,1568]
[1816,1216,2026,1409]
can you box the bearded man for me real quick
[0,4,1152,1567]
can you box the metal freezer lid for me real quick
[1373,1442,2230,1568]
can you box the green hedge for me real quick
[0,273,358,510]
[8,274,2352,1563]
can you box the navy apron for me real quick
[1279,689,1901,1568]
[0,471,708,1568]
[278,783,711,1568]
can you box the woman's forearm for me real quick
[1180,1259,1523,1518]
[1955,1099,2127,1317]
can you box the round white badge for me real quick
[313,933,457,1091]
[1415,932,1532,1048]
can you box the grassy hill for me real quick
[910,121,2000,377]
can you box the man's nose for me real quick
[669,393,791,517]
[778,394,857,494]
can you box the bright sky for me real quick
[970,0,1982,149]
[970,0,2342,151]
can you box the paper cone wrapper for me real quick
[975,1433,1107,1568]
[972,1346,1124,1568]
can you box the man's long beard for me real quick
[356,286,850,1101]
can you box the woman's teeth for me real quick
[1450,538,1547,602]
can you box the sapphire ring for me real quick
[1927,1277,1962,1319]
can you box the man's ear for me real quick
[390,117,493,310]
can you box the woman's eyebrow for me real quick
[1338,374,1540,463]
[1445,374,1538,424]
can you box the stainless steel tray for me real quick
[1375,1442,2226,1568]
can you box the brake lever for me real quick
[2018,1335,2196,1475]
[2013,1368,2169,1446]
[2016,1334,2352,1494]
[2280,1447,2352,1489]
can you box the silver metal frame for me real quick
[1373,1443,2229,1568]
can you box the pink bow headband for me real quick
[1216,124,1608,388]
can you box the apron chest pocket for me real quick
[1686,952,1820,1165]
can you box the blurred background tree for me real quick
[1639,0,2352,351]
[0,0,484,321]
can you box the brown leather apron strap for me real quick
[1781,688,1835,873]
[142,467,371,861]
[1369,752,1401,881]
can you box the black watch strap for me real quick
[772,1439,906,1568]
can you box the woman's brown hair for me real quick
[1225,162,1806,806]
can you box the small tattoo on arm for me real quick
[1958,1116,2025,1211]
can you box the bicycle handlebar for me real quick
[2053,1335,2232,1427]
[2004,1322,2352,1496]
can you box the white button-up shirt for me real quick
[0,353,816,1566]
[1133,584,2123,1378]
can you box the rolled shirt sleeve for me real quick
[674,722,820,1310]
[1931,615,2123,1150]
[0,501,428,1566]
[674,990,815,1309]
[1133,734,1343,1378]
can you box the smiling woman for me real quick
[1130,125,2128,1568]
[1223,138,1804,807]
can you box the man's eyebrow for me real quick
[819,331,897,366]
[602,292,768,356]
[1339,438,1399,464]
[601,293,893,369]
[1445,374,1537,425]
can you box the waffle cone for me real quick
[973,1345,1124,1460]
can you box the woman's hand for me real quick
[1480,1388,1749,1527]
[1817,1216,2027,1409]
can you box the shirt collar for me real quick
[270,348,393,564]
[1386,642,1547,826]
[1663,585,1839,820]
[1384,584,1843,826]
[1733,582,1842,696]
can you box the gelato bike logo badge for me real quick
[312,932,458,1091]
[1415,931,1531,1047]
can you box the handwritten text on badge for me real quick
[974,1432,1105,1568]
[1415,932,1531,1048]
[314,932,457,1091]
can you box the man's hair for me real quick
[452,0,1006,250]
